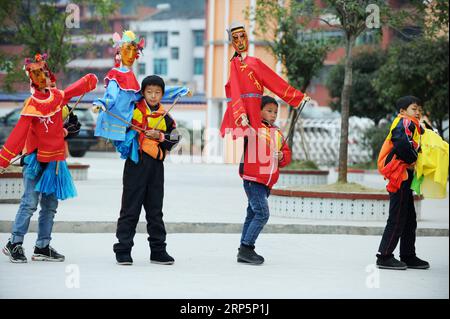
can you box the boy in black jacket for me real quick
[114,75,180,265]
[376,96,429,270]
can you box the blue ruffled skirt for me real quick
[23,153,77,200]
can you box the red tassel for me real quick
[114,51,121,67]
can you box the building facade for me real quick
[203,0,415,163]
[130,5,206,94]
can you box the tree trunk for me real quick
[437,118,444,138]
[337,35,356,183]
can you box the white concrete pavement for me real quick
[0,233,448,299]
[0,152,448,232]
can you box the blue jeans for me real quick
[240,180,271,247]
[10,165,58,248]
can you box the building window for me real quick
[193,30,204,47]
[154,31,168,48]
[171,47,179,60]
[138,63,146,76]
[154,58,168,75]
[356,30,379,46]
[298,30,344,42]
[194,58,204,75]
[394,26,422,42]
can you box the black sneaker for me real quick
[2,241,27,263]
[32,245,65,262]
[376,254,407,270]
[116,252,133,265]
[401,255,430,269]
[150,251,175,265]
[237,244,264,265]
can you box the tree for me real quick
[373,37,449,136]
[326,48,389,124]
[422,0,449,38]
[0,0,118,91]
[318,0,423,183]
[248,0,332,153]
[362,123,390,163]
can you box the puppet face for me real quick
[231,28,248,53]
[29,67,48,90]
[120,42,138,67]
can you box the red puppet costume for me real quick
[0,55,97,167]
[0,54,98,202]
[0,53,98,264]
[220,22,308,138]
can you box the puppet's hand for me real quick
[92,104,106,114]
[302,94,311,103]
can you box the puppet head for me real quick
[24,53,56,92]
[112,30,145,68]
[227,21,248,54]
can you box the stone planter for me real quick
[269,188,423,221]
[333,168,365,183]
[278,170,329,186]
[0,163,89,203]
[0,172,23,203]
[332,168,379,183]
[68,164,90,181]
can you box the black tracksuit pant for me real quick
[113,152,167,254]
[378,170,417,258]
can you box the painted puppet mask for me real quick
[231,28,248,54]
[120,42,138,67]
[29,66,49,90]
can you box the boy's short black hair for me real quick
[261,95,278,110]
[396,95,421,112]
[141,75,165,94]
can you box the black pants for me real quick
[378,171,417,258]
[113,153,167,254]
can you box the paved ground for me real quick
[0,233,448,299]
[0,152,448,300]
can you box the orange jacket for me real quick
[377,114,423,192]
[131,99,178,161]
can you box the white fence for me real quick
[291,117,375,166]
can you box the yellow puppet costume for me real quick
[411,128,449,198]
